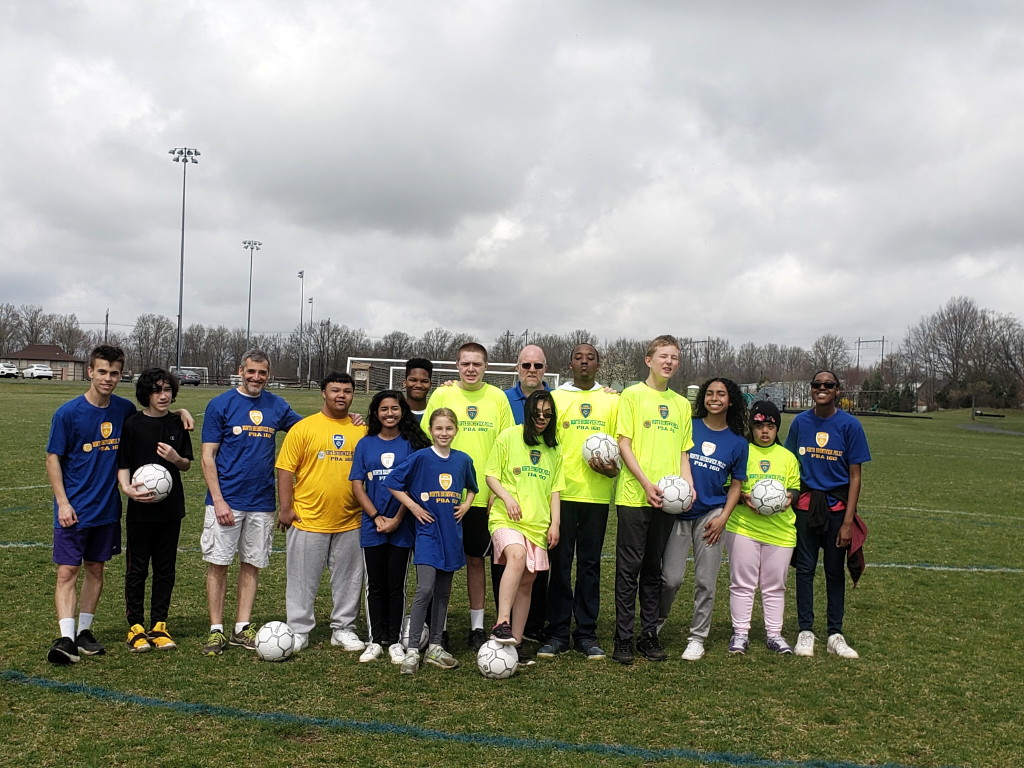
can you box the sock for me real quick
[210,624,224,633]
[234,621,249,633]
[59,617,76,639]
[78,613,94,632]
[470,609,484,630]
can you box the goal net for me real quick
[347,357,560,393]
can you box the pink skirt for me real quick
[491,528,549,572]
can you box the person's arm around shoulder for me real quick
[201,442,235,526]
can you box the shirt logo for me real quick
[530,449,541,465]
[702,441,716,456]
[659,404,669,419]
[466,406,478,420]
[579,403,591,418]
[816,432,829,448]
[759,459,771,472]
[381,452,395,469]
[439,473,452,490]
[513,466,522,475]
[333,434,345,449]
[249,410,263,426]
[643,420,652,429]
[100,421,112,439]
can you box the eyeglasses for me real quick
[520,362,545,370]
[532,411,553,420]
[810,381,838,390]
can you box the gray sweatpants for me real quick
[285,527,364,635]
[658,507,724,641]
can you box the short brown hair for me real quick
[646,334,680,358]
[457,342,488,366]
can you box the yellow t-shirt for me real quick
[422,383,513,508]
[725,442,800,547]
[551,386,619,504]
[275,412,366,534]
[486,425,565,548]
[614,382,693,507]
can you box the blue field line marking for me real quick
[1,670,952,768]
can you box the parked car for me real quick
[176,369,202,386]
[22,364,55,379]
[0,361,18,378]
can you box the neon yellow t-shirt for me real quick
[486,425,565,549]
[551,387,619,504]
[275,412,366,534]
[614,382,693,508]
[422,383,513,508]
[725,442,800,547]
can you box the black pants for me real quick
[614,505,673,642]
[124,517,182,628]
[363,544,411,645]
[544,500,608,646]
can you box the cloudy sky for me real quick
[2,1,1023,363]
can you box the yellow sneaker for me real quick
[127,624,152,653]
[148,622,177,650]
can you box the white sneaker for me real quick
[399,649,419,675]
[388,643,406,664]
[331,629,366,651]
[292,632,309,652]
[827,633,859,659]
[359,642,383,662]
[794,630,815,657]
[681,639,705,661]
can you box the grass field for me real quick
[1,379,1022,768]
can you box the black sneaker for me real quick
[75,628,106,656]
[612,638,634,665]
[467,627,488,652]
[536,639,568,658]
[574,640,607,660]
[48,636,80,665]
[490,621,516,645]
[637,632,668,661]
[514,644,536,667]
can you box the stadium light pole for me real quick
[297,271,304,381]
[169,147,200,372]
[307,296,314,383]
[242,240,261,350]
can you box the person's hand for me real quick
[350,413,366,427]
[547,523,560,548]
[504,497,523,522]
[57,501,78,528]
[645,483,664,509]
[836,520,853,548]
[177,409,195,431]
[125,481,156,503]
[214,499,235,526]
[702,512,726,545]
[376,515,399,533]
[412,504,435,524]
[588,456,619,478]
[742,492,758,512]
[155,442,182,465]
[277,506,301,532]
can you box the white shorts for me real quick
[201,506,275,568]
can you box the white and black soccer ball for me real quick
[750,478,789,516]
[658,475,694,514]
[477,639,519,679]
[400,615,429,652]
[131,463,173,503]
[582,432,620,465]
[255,621,295,662]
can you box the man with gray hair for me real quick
[200,350,303,656]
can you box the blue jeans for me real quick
[793,508,847,635]
[543,500,608,646]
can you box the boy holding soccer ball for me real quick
[117,368,193,653]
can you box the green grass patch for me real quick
[1,380,1022,767]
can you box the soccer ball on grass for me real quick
[255,621,296,662]
[477,639,519,679]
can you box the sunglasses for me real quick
[520,362,545,370]
[810,381,838,390]
[532,410,553,420]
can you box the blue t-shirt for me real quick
[384,447,478,572]
[684,418,748,519]
[503,381,552,425]
[47,394,138,528]
[201,388,303,512]
[784,409,871,494]
[350,434,416,549]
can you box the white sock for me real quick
[78,612,94,632]
[234,621,249,633]
[470,609,484,630]
[210,624,224,633]
[59,617,76,639]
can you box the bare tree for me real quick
[490,330,519,363]
[416,327,453,359]
[48,313,87,357]
[374,330,415,360]
[0,303,22,354]
[735,342,764,383]
[809,333,851,373]
[601,337,647,388]
[131,314,176,370]
[19,305,52,345]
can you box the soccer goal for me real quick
[346,357,560,393]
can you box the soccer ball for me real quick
[658,475,694,514]
[255,621,295,662]
[400,615,429,652]
[582,432,620,465]
[477,639,519,679]
[131,463,173,503]
[750,478,789,515]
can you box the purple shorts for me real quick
[53,520,122,566]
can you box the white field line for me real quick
[871,505,1020,521]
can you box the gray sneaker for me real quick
[424,643,459,670]
[202,629,228,656]
[766,635,793,655]
[400,649,420,675]
[229,624,258,650]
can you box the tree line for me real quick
[1,297,1020,409]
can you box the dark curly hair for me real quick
[692,377,747,436]
[135,367,178,407]
[367,390,431,450]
